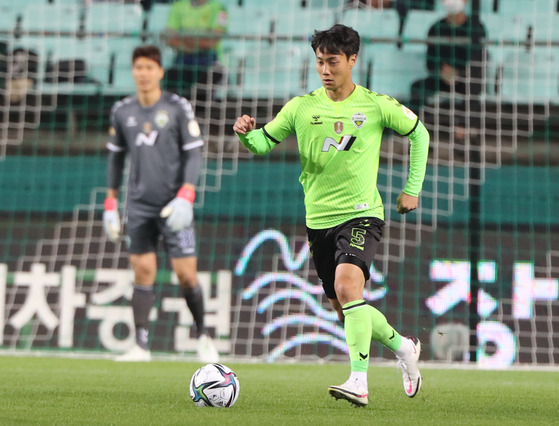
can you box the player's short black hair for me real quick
[311,24,360,58]
[132,45,162,66]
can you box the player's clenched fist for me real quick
[233,115,256,134]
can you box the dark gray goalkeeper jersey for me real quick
[107,92,203,217]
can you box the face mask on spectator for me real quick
[442,0,466,15]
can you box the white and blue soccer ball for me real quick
[189,363,240,408]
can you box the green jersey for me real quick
[239,85,429,229]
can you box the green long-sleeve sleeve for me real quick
[236,129,278,155]
[403,120,430,197]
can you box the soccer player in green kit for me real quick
[233,24,429,407]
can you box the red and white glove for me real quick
[103,197,121,242]
[160,186,195,232]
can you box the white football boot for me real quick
[115,344,151,362]
[328,378,369,407]
[396,337,422,397]
[197,334,219,363]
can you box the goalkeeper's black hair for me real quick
[132,45,162,66]
[311,24,360,59]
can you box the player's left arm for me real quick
[160,100,204,231]
[398,120,430,214]
[379,96,430,214]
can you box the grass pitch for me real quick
[0,355,557,425]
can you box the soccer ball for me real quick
[189,363,240,408]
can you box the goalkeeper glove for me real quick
[160,186,195,232]
[103,197,121,242]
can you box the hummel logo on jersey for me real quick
[135,130,159,146]
[126,116,137,127]
[322,135,356,152]
[310,115,323,125]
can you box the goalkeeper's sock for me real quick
[342,300,373,374]
[183,284,206,338]
[132,284,155,350]
[368,304,403,353]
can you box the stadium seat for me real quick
[104,37,141,95]
[497,49,559,104]
[402,10,446,43]
[146,3,172,36]
[306,0,345,8]
[226,4,272,36]
[338,8,400,41]
[85,3,143,36]
[22,3,82,34]
[11,35,109,96]
[532,14,559,43]
[495,0,557,16]
[364,45,428,102]
[0,3,21,32]
[226,41,306,99]
[481,12,531,46]
[274,6,336,38]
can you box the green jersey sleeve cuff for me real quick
[236,129,278,155]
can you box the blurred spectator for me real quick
[409,0,486,158]
[344,0,434,10]
[163,0,227,111]
[409,0,486,111]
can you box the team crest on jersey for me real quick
[334,121,344,134]
[351,112,367,129]
[155,110,169,128]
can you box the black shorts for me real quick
[306,217,384,300]
[126,214,197,258]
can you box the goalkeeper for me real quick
[103,45,218,363]
[234,25,429,407]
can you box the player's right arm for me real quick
[234,98,298,154]
[233,115,277,155]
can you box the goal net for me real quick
[0,0,557,368]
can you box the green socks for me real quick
[343,300,372,372]
[343,300,404,372]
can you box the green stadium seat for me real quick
[481,12,531,46]
[22,3,81,33]
[226,4,272,36]
[104,37,141,95]
[365,45,428,102]
[274,6,336,38]
[338,8,400,41]
[85,3,143,36]
[496,0,558,16]
[226,41,305,99]
[532,15,559,43]
[497,49,559,104]
[402,10,446,43]
[146,3,171,35]
[0,3,21,32]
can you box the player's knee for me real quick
[130,256,156,284]
[177,272,197,289]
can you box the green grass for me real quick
[0,356,557,425]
